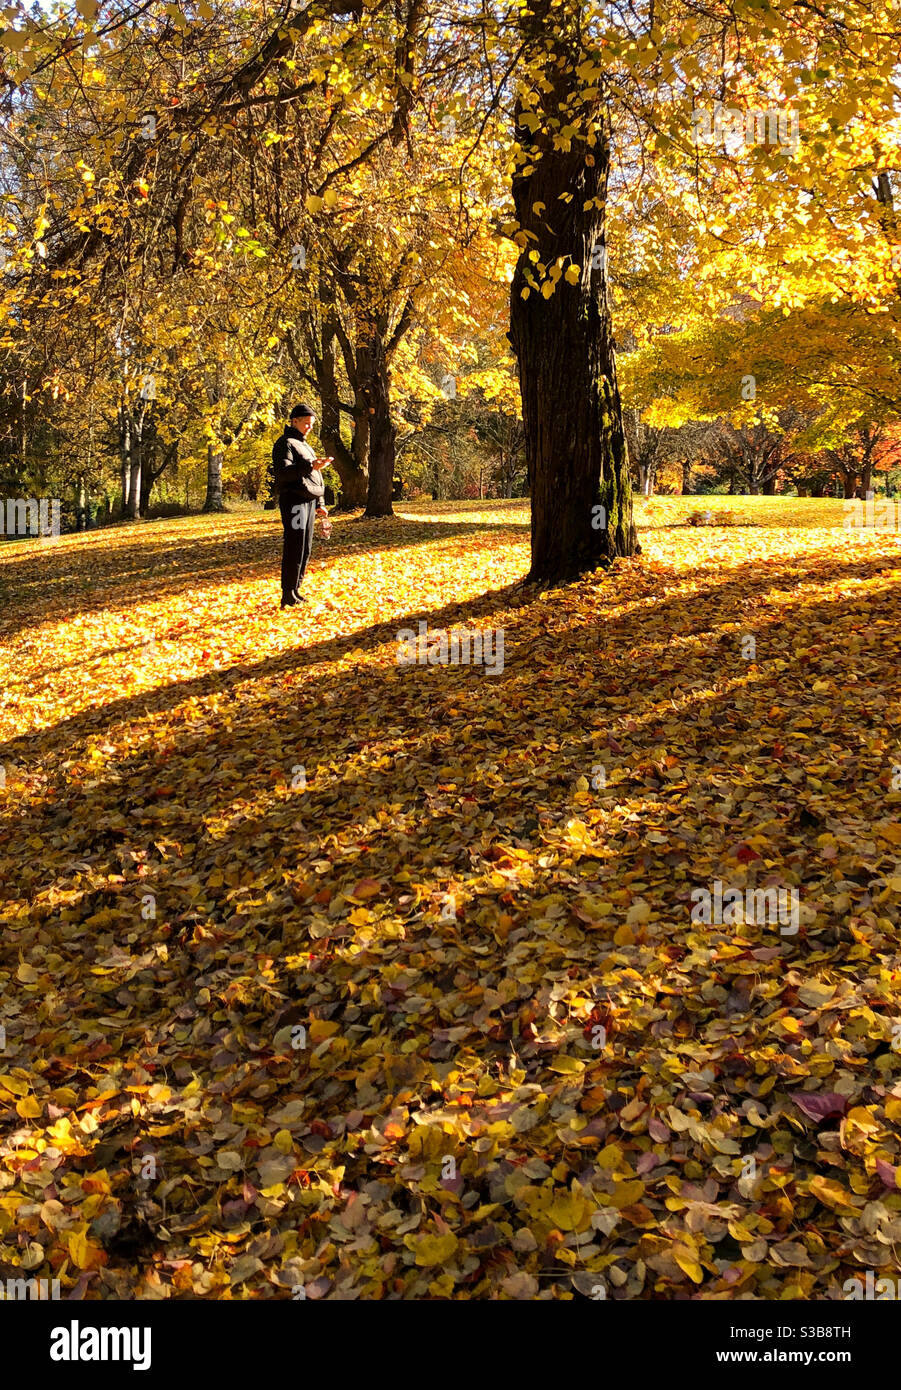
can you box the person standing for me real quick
[272,404,331,608]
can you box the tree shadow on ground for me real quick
[0,510,529,642]
[2,536,900,1297]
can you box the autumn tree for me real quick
[500,0,901,569]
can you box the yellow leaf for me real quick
[308,1019,340,1043]
[0,1074,29,1096]
[673,1246,705,1283]
[609,1180,645,1209]
[809,1175,856,1213]
[67,1227,102,1269]
[1,28,30,53]
[405,1232,458,1266]
[547,1192,591,1231]
[845,1107,880,1134]
[547,1055,584,1074]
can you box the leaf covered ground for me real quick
[2,496,901,1299]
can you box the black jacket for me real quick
[272,427,325,502]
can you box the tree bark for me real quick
[204,443,226,512]
[361,314,396,517]
[320,315,368,507]
[318,280,369,507]
[352,404,370,474]
[119,408,131,518]
[127,419,142,520]
[860,458,873,498]
[140,457,155,515]
[141,438,177,513]
[508,2,636,583]
[120,456,130,517]
[340,460,369,507]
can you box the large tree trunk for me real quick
[127,424,142,520]
[859,458,873,498]
[339,461,369,508]
[140,458,154,514]
[119,409,131,518]
[120,456,130,517]
[319,303,368,507]
[204,443,226,512]
[508,3,635,584]
[361,315,396,518]
[352,405,370,472]
[138,440,177,514]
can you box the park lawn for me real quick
[1,499,901,1299]
[634,493,850,529]
[396,493,851,530]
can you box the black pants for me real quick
[279,494,316,598]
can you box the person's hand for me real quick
[317,506,328,516]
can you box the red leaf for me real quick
[792,1092,847,1122]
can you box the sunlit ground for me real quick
[1,497,900,1299]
